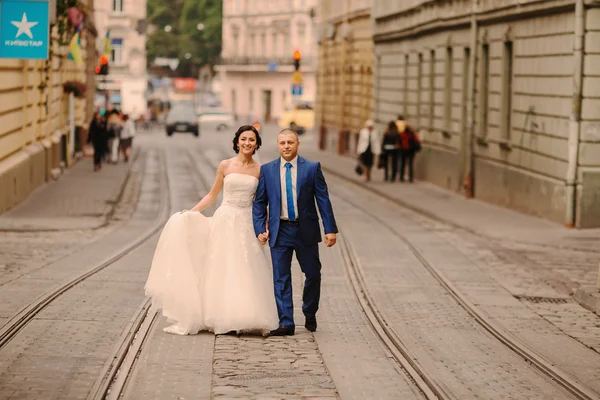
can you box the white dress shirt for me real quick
[280,156,298,220]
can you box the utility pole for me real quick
[463,0,478,198]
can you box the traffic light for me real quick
[293,50,301,71]
[96,55,109,75]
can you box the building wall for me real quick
[316,0,373,154]
[94,0,147,116]
[372,0,600,227]
[0,10,95,214]
[576,6,600,228]
[221,70,317,122]
[217,0,318,122]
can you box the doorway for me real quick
[231,89,237,120]
[262,90,272,122]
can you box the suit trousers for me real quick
[270,221,322,328]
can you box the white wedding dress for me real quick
[145,173,279,335]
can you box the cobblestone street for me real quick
[0,127,598,399]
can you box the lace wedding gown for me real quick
[145,173,279,335]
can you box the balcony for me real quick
[217,56,315,73]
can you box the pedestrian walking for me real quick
[399,125,421,183]
[356,119,381,183]
[381,121,400,182]
[106,109,122,164]
[119,114,136,162]
[87,112,108,171]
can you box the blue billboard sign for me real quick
[0,0,49,60]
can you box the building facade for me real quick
[216,0,319,123]
[315,0,373,154]
[0,2,97,214]
[372,0,600,228]
[94,0,147,117]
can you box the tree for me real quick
[146,0,222,77]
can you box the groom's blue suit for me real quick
[253,156,338,328]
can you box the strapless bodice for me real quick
[221,173,258,208]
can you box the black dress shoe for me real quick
[269,325,295,336]
[305,316,317,332]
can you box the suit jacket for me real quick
[253,156,338,247]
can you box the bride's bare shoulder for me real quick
[217,159,233,174]
[220,158,237,167]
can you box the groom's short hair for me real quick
[278,128,299,139]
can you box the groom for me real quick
[253,129,338,336]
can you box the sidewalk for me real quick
[0,155,134,231]
[303,147,600,251]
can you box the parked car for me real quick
[166,106,199,137]
[197,109,235,131]
[278,101,314,135]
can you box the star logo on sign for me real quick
[11,13,38,39]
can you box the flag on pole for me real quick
[68,31,83,67]
[103,31,111,56]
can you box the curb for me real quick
[574,287,600,316]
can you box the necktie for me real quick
[285,162,296,221]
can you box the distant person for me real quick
[356,119,381,183]
[395,114,406,134]
[399,125,421,183]
[120,114,136,162]
[106,109,122,164]
[381,121,400,182]
[87,112,108,171]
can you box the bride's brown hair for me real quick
[233,125,262,154]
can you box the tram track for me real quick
[202,141,599,399]
[87,147,215,400]
[86,140,598,400]
[0,150,171,353]
[334,178,599,400]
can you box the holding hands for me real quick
[257,230,269,245]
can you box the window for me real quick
[297,22,306,42]
[429,49,435,130]
[272,32,278,57]
[248,33,255,56]
[282,89,287,107]
[261,33,266,57]
[444,46,453,134]
[111,38,123,64]
[279,32,287,57]
[232,32,239,56]
[479,44,490,138]
[112,0,123,12]
[404,54,409,117]
[249,89,254,112]
[500,41,513,141]
[462,48,471,136]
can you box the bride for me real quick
[145,125,279,335]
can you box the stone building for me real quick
[94,0,147,117]
[372,0,600,228]
[216,0,319,123]
[315,0,373,153]
[0,2,97,214]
